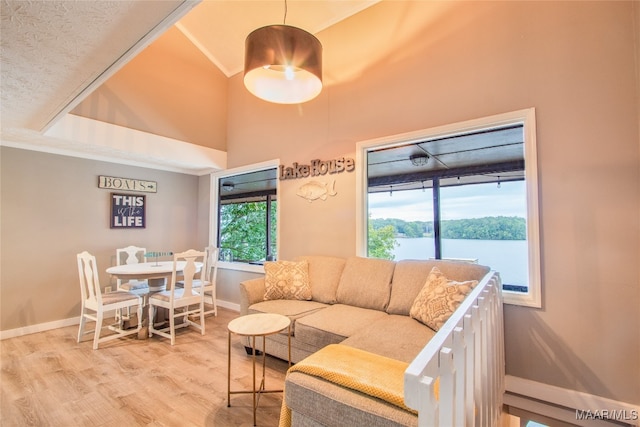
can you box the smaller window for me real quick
[211,162,279,271]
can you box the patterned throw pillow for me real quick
[410,267,478,331]
[264,260,312,301]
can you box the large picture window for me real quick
[211,161,279,271]
[356,109,540,307]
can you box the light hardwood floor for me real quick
[1,308,289,426]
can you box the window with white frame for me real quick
[356,109,541,307]
[211,161,279,271]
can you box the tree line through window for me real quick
[216,168,278,264]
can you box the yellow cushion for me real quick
[410,267,478,331]
[279,344,416,427]
[264,260,312,301]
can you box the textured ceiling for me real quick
[0,0,197,131]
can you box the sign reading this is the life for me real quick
[111,193,145,229]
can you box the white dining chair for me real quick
[148,249,206,345]
[115,246,149,324]
[77,251,143,350]
[115,246,149,294]
[177,246,219,317]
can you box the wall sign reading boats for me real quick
[99,175,157,193]
[279,157,355,180]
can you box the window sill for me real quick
[217,261,265,274]
[503,290,541,308]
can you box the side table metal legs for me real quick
[228,333,284,426]
[227,314,291,426]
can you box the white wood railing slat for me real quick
[453,326,466,427]
[439,347,454,427]
[463,314,476,427]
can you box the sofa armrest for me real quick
[239,277,266,315]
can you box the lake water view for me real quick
[393,237,528,286]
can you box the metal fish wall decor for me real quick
[296,180,337,202]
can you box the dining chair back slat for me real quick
[115,246,149,292]
[202,246,219,316]
[79,253,100,304]
[171,252,199,299]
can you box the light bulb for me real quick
[285,66,295,81]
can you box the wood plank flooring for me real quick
[1,308,289,426]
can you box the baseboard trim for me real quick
[505,375,640,426]
[0,300,240,340]
[0,317,81,340]
[216,300,240,312]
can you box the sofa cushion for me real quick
[248,299,328,335]
[341,315,437,363]
[294,255,346,304]
[263,260,312,301]
[410,267,478,331]
[336,257,395,311]
[387,260,490,315]
[295,304,388,349]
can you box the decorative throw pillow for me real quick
[264,260,312,301]
[410,267,478,331]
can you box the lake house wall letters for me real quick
[279,157,355,180]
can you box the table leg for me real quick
[227,330,231,407]
[288,323,292,367]
[252,335,257,427]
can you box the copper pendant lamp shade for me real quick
[244,25,322,104]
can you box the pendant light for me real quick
[243,1,322,104]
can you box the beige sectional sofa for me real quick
[239,255,492,426]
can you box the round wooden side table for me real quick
[227,313,291,426]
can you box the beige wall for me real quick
[1,0,637,409]
[0,147,205,330]
[225,1,639,404]
[71,26,228,151]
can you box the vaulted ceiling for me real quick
[0,0,384,173]
[8,1,503,177]
[1,0,378,130]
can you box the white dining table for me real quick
[106,261,202,338]
[106,260,194,291]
